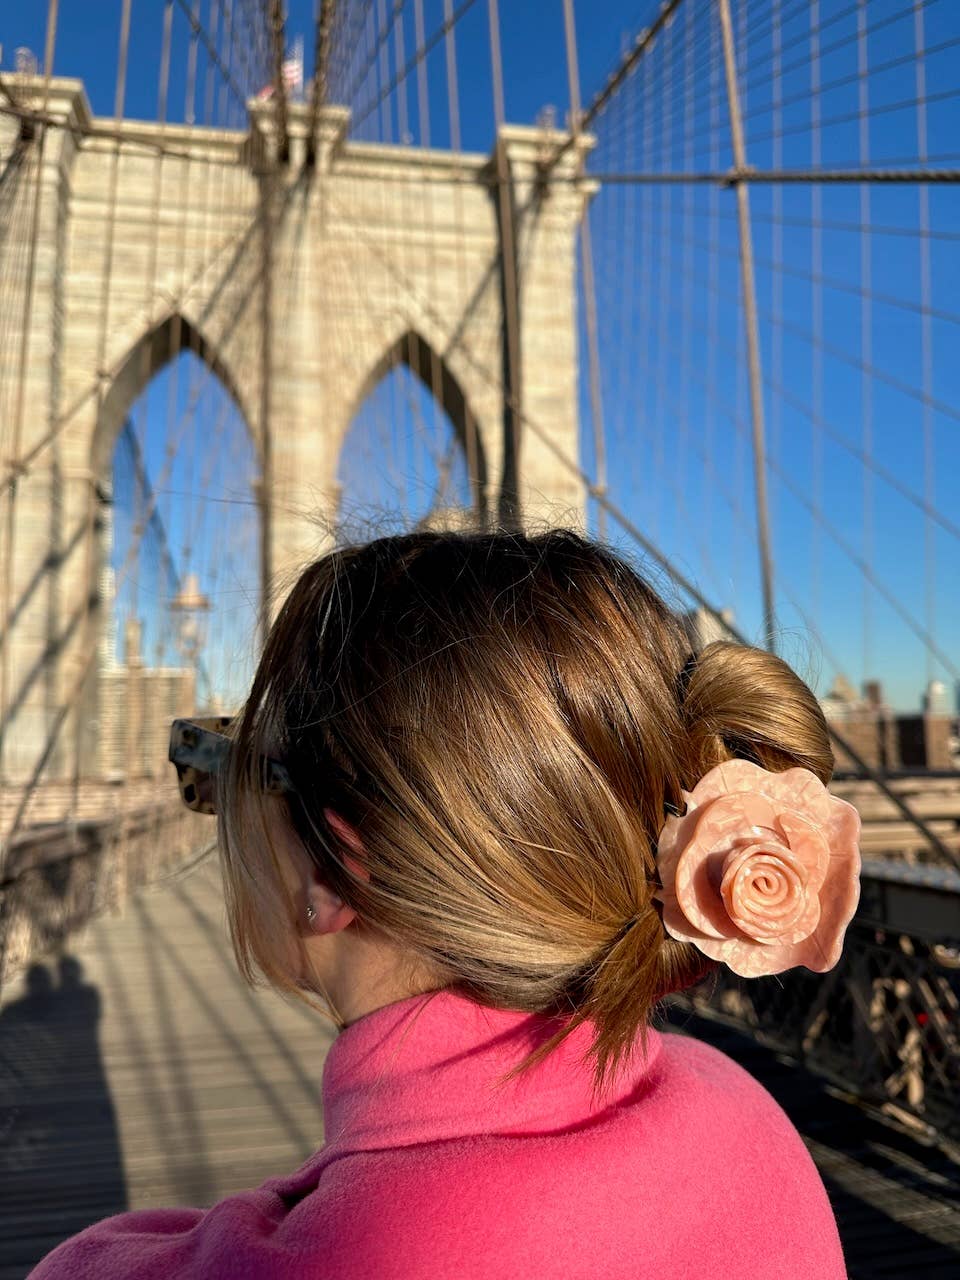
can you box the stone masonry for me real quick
[0,78,591,784]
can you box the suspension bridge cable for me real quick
[269,0,289,162]
[173,0,250,112]
[548,0,687,172]
[307,0,336,161]
[855,0,873,693]
[587,238,960,684]
[593,0,944,166]
[0,0,60,777]
[718,0,777,653]
[442,0,483,519]
[563,0,607,538]
[339,0,404,114]
[914,0,937,690]
[351,0,477,132]
[630,214,960,430]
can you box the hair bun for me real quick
[678,641,834,784]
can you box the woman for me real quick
[31,528,859,1278]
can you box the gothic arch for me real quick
[79,310,263,769]
[90,311,258,485]
[344,328,489,520]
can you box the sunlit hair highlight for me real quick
[218,528,834,1106]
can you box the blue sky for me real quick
[4,1,958,712]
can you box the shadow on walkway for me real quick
[0,957,126,1279]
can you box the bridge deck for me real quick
[1,857,958,1280]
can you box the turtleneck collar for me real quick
[318,988,662,1154]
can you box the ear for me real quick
[303,809,371,936]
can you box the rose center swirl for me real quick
[720,844,809,940]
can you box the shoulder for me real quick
[655,1024,809,1136]
[653,1027,845,1258]
[654,1024,814,1159]
[287,1036,848,1280]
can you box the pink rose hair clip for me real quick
[653,759,862,979]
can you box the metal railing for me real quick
[672,869,960,1152]
[0,802,212,989]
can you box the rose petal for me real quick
[670,796,778,940]
[684,759,771,811]
[657,905,731,951]
[773,811,830,893]
[823,795,862,853]
[790,826,862,973]
[695,932,817,978]
[768,768,835,828]
[655,805,702,896]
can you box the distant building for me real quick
[821,673,955,771]
[98,617,196,781]
[895,713,954,770]
[821,673,861,716]
[680,605,737,652]
[413,505,479,534]
[923,679,951,716]
[820,675,897,771]
[863,680,885,709]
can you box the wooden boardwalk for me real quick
[1,855,959,1279]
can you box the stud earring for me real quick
[306,904,316,923]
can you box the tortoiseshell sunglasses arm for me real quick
[168,718,296,814]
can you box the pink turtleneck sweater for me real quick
[29,988,847,1279]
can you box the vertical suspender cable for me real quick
[0,0,60,780]
[769,0,782,573]
[308,0,336,164]
[270,0,290,162]
[717,0,776,653]
[377,0,391,142]
[810,1,824,647]
[393,5,423,517]
[487,0,505,131]
[856,0,873,688]
[705,5,720,575]
[443,0,484,524]
[678,0,694,513]
[487,0,522,527]
[914,0,935,689]
[257,5,282,643]
[131,0,174,634]
[639,52,654,546]
[617,32,635,517]
[654,18,674,552]
[73,0,132,798]
[562,0,607,539]
[413,0,448,519]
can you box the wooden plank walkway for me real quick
[2,855,959,1279]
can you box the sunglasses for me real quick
[168,717,296,814]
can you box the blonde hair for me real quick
[219,529,833,1106]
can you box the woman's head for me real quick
[219,528,834,1103]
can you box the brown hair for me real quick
[219,528,834,1106]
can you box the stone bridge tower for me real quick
[0,78,591,782]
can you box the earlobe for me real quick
[305,874,358,933]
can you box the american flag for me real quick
[282,36,304,100]
[256,35,304,101]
